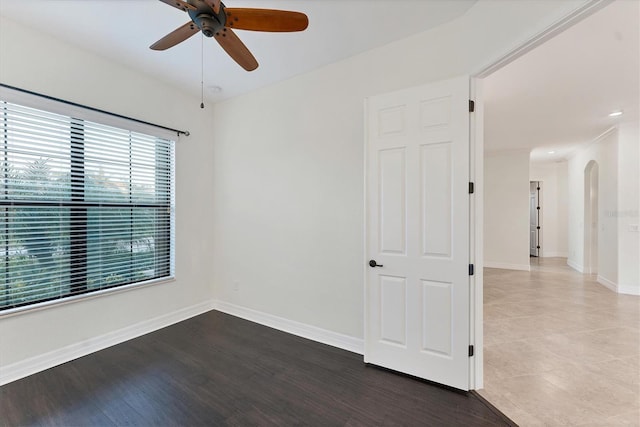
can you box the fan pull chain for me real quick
[200,33,205,109]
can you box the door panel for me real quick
[379,275,407,346]
[379,148,407,255]
[421,143,452,258]
[421,279,452,356]
[365,76,470,391]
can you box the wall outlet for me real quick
[233,280,239,291]
[629,224,639,232]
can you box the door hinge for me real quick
[469,182,475,194]
[469,99,475,112]
[468,345,474,357]
[469,264,474,276]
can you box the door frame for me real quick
[470,0,612,389]
[468,77,482,389]
[469,0,610,389]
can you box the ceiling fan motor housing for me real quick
[188,0,226,37]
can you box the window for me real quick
[0,96,175,312]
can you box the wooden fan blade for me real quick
[214,28,259,71]
[150,21,200,50]
[224,8,309,32]
[158,0,196,12]
[204,0,221,14]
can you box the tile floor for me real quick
[480,258,640,426]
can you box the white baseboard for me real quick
[541,252,568,258]
[597,275,617,292]
[595,276,640,296]
[0,300,216,386]
[597,275,640,295]
[483,261,530,271]
[213,300,364,355]
[618,284,640,296]
[567,259,584,273]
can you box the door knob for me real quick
[369,259,383,268]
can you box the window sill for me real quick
[0,276,176,319]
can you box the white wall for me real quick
[0,16,216,375]
[558,162,570,258]
[0,0,593,382]
[567,129,618,285]
[484,150,531,270]
[567,120,639,295]
[211,0,589,341]
[617,120,639,294]
[530,161,569,258]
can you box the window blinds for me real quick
[0,97,175,312]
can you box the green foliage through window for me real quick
[1,100,175,311]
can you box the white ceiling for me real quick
[483,0,639,163]
[1,0,636,163]
[0,0,476,102]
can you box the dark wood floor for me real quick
[1,311,513,426]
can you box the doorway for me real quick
[584,160,599,274]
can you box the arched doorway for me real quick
[584,160,599,274]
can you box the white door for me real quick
[530,182,539,257]
[364,76,470,391]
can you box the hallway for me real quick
[480,258,640,426]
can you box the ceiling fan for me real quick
[151,0,309,71]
